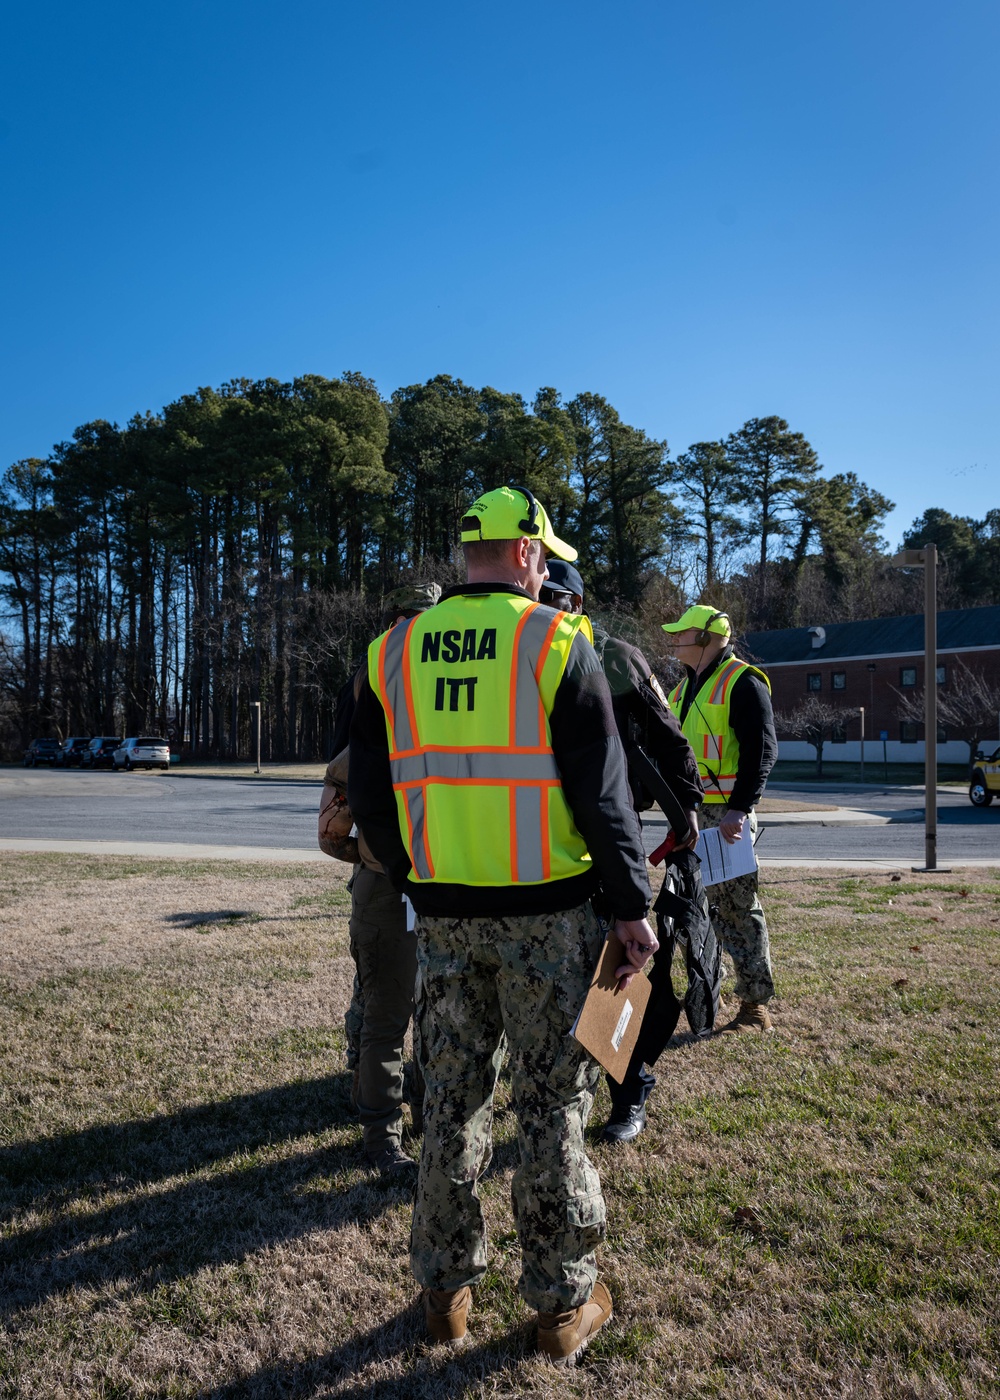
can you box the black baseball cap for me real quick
[543,559,585,598]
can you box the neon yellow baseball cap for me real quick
[661,604,732,638]
[460,486,578,562]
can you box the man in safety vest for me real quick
[661,604,778,1033]
[349,485,656,1365]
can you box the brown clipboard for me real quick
[571,933,651,1082]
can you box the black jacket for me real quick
[349,584,652,921]
[591,622,703,814]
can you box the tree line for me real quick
[1,371,997,761]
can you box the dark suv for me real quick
[57,736,91,767]
[23,738,61,767]
[81,736,124,770]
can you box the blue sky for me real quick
[2,0,997,546]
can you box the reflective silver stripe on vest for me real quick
[390,751,560,785]
[513,785,545,883]
[381,618,418,754]
[513,605,565,748]
[403,785,434,880]
[709,660,744,704]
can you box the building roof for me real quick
[742,605,1000,665]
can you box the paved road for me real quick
[642,809,1000,865]
[0,769,319,849]
[0,769,997,865]
[646,782,1000,865]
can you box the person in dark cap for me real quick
[318,581,442,1175]
[540,560,704,1144]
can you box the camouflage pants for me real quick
[348,867,422,1154]
[698,806,774,1005]
[411,902,605,1312]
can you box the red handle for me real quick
[649,831,678,867]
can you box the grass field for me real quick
[1,853,998,1399]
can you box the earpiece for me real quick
[697,611,730,646]
[512,485,539,537]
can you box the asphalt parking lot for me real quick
[0,767,996,867]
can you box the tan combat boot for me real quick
[720,1000,773,1033]
[536,1280,613,1366]
[422,1286,472,1346]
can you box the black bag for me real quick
[633,849,721,1062]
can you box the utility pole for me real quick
[890,545,948,872]
[252,701,262,774]
[859,706,865,784]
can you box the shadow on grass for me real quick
[204,1302,528,1400]
[162,908,256,926]
[0,1074,410,1318]
[0,1074,352,1201]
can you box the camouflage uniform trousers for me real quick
[411,901,605,1313]
[348,867,423,1154]
[698,805,774,1005]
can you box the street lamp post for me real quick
[890,544,948,872]
[252,701,262,774]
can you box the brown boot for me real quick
[720,1000,773,1033]
[537,1280,613,1366]
[422,1286,471,1346]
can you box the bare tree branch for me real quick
[894,659,1000,763]
[775,696,859,777]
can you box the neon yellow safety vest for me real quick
[669,658,771,804]
[368,593,595,888]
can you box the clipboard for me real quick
[571,933,651,1082]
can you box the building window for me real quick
[900,667,917,688]
[936,664,947,686]
[807,673,822,692]
[832,672,846,691]
[831,724,847,744]
[900,721,918,743]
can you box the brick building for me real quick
[741,605,1000,765]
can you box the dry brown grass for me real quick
[1,854,999,1399]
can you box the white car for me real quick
[113,736,171,772]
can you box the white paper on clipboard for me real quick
[404,896,416,932]
[696,826,758,886]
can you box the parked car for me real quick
[969,745,1000,807]
[23,738,61,767]
[113,736,170,772]
[81,736,124,769]
[56,736,91,767]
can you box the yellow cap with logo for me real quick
[460,486,578,562]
